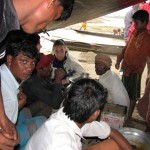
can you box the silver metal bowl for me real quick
[119,127,150,150]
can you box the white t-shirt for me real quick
[25,108,110,150]
[99,70,130,111]
[1,64,19,123]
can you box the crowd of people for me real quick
[0,0,150,150]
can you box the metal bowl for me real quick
[69,73,89,83]
[119,127,150,150]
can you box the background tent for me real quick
[46,0,146,30]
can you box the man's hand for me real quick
[0,116,17,141]
[0,131,19,150]
[54,69,65,84]
[115,63,120,70]
[124,68,132,77]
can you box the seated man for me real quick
[25,78,132,150]
[1,31,46,149]
[95,53,130,115]
[22,53,65,117]
[52,39,85,85]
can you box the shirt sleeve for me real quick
[81,121,111,139]
[22,76,64,109]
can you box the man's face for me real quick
[37,64,53,77]
[53,45,66,61]
[95,61,107,75]
[134,19,147,31]
[7,52,37,82]
[21,2,63,33]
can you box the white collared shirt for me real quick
[1,64,19,124]
[25,108,110,150]
[99,70,130,111]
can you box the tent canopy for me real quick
[46,0,145,30]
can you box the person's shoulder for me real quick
[45,117,75,142]
[1,64,13,80]
[66,52,77,60]
[145,31,150,40]
[65,52,80,64]
[21,73,40,91]
[111,71,120,78]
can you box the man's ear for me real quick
[47,0,56,9]
[87,110,100,123]
[6,55,13,68]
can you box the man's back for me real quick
[25,108,82,150]
[99,70,130,110]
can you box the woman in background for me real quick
[52,39,85,85]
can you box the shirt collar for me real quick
[56,107,84,139]
[99,70,111,79]
[133,29,148,36]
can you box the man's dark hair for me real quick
[55,0,75,21]
[132,10,149,25]
[6,30,40,45]
[5,30,40,61]
[63,78,108,123]
[27,33,40,45]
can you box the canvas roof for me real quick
[46,0,146,30]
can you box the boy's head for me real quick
[52,39,68,61]
[5,31,39,82]
[132,10,149,30]
[63,78,108,124]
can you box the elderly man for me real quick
[95,53,130,114]
[22,53,65,117]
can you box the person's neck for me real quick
[12,0,42,25]
[136,28,146,35]
[75,122,85,128]
[98,68,110,76]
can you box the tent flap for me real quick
[47,0,145,30]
